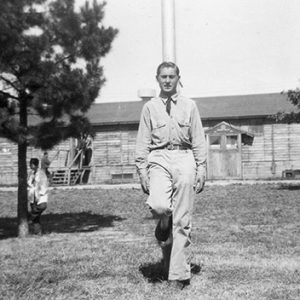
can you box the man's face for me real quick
[156,67,180,96]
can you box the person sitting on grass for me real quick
[28,158,49,235]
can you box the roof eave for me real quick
[90,114,274,126]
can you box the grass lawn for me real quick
[0,184,299,299]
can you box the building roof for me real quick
[86,93,295,125]
[205,121,254,137]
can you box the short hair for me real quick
[156,61,180,77]
[30,158,39,166]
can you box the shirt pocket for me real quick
[151,120,167,143]
[177,119,191,141]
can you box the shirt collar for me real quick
[160,93,178,104]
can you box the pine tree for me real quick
[275,89,300,123]
[0,0,118,237]
[284,89,300,122]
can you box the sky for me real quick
[76,0,300,103]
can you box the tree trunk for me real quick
[17,94,29,237]
[18,141,29,237]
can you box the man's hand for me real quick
[139,169,149,194]
[194,173,205,194]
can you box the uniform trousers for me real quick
[30,202,47,234]
[146,149,196,281]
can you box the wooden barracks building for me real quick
[0,92,300,185]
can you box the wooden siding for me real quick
[0,138,18,185]
[92,130,137,184]
[241,124,300,179]
[1,122,300,185]
[91,123,300,182]
[0,138,71,185]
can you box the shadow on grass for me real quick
[0,217,17,240]
[139,261,202,283]
[0,212,125,240]
[139,260,167,283]
[277,184,300,190]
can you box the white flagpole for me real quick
[161,0,176,63]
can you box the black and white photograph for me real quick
[0,0,299,299]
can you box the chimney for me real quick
[137,88,156,101]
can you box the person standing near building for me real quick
[28,158,49,235]
[135,62,206,289]
[41,151,51,178]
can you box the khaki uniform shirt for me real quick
[136,94,207,177]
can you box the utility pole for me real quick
[161,0,176,62]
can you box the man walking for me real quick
[135,62,207,288]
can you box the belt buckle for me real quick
[167,143,174,150]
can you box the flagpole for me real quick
[161,0,176,63]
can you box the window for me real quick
[226,135,238,149]
[111,173,134,180]
[209,136,221,149]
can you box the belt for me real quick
[165,144,190,150]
